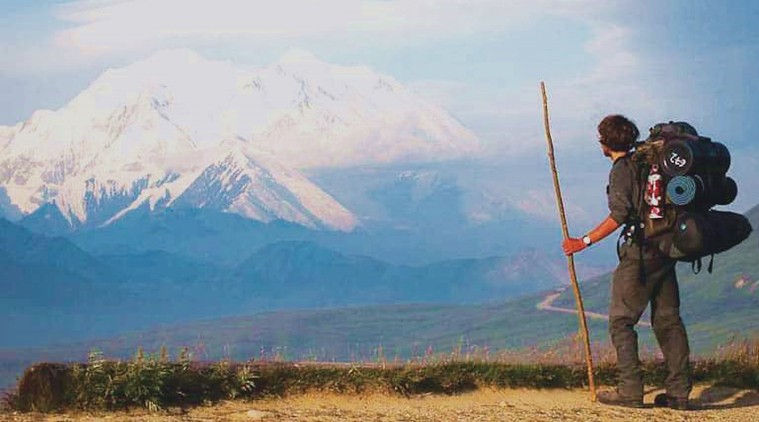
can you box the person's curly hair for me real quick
[598,114,639,152]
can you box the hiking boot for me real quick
[596,389,644,408]
[653,393,689,410]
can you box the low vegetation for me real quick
[3,338,758,414]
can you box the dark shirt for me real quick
[607,155,663,260]
[607,155,640,225]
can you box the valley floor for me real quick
[2,385,758,421]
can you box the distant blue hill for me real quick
[1,216,568,350]
[20,199,561,268]
[228,240,562,309]
[0,219,137,345]
[19,202,75,236]
[0,217,110,282]
[68,208,320,267]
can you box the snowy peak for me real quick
[0,48,478,231]
[14,144,357,231]
[131,48,207,68]
[82,48,236,95]
[275,48,325,66]
[173,147,356,231]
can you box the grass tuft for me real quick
[4,339,759,413]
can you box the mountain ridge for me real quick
[0,49,479,231]
[1,216,576,349]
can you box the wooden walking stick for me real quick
[540,81,597,401]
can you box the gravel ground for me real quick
[2,385,758,421]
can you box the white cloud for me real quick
[2,0,627,78]
[54,0,367,56]
[49,0,607,58]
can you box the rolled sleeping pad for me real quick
[660,138,731,177]
[666,175,738,207]
[667,175,698,206]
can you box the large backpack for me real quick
[630,122,752,271]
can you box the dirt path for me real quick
[3,385,758,421]
[536,288,651,327]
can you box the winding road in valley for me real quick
[536,288,651,327]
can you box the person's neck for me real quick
[609,150,628,163]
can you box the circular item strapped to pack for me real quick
[666,175,738,208]
[660,138,731,177]
[717,176,738,205]
[667,175,698,206]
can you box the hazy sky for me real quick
[2,0,759,213]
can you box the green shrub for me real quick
[6,348,258,413]
[6,343,759,413]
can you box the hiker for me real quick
[562,114,691,410]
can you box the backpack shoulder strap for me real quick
[691,258,702,274]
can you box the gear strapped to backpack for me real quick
[629,121,752,272]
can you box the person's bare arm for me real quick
[562,215,621,255]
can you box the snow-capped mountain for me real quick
[0,49,479,230]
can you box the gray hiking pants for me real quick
[609,244,692,399]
